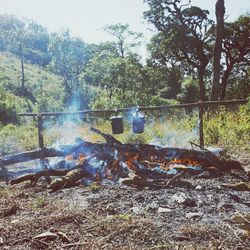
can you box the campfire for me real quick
[0,127,242,192]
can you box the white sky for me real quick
[0,0,249,57]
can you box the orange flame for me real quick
[65,154,74,161]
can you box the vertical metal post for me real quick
[199,102,204,148]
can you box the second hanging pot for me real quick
[132,109,145,134]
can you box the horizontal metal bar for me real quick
[18,99,247,117]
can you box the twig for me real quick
[62,242,87,248]
[165,172,184,187]
[99,231,117,242]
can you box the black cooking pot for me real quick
[132,110,145,134]
[110,115,124,134]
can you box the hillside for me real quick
[0,52,65,113]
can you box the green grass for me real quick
[90,183,101,193]
[116,213,133,221]
[29,196,47,210]
[0,52,65,113]
[204,105,250,151]
[0,105,249,156]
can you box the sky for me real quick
[0,0,249,57]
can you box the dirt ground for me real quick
[1,154,250,250]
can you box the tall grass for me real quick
[204,105,250,151]
[0,105,249,156]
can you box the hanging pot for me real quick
[110,115,124,134]
[132,109,145,134]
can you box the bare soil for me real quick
[1,155,250,250]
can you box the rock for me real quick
[195,185,203,191]
[242,165,250,178]
[147,201,158,210]
[172,193,187,204]
[158,207,173,213]
[10,219,20,224]
[132,206,142,214]
[172,193,197,207]
[186,212,203,219]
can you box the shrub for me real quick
[0,89,28,124]
[204,104,250,151]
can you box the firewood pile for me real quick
[0,127,243,192]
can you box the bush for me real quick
[204,104,250,151]
[0,89,28,124]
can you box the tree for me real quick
[144,0,214,100]
[48,30,90,99]
[177,76,199,103]
[220,15,250,99]
[9,17,27,96]
[0,15,51,69]
[102,23,143,57]
[210,0,225,101]
[0,15,28,95]
[84,51,143,101]
[25,20,51,66]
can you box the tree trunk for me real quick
[220,64,232,100]
[20,43,25,96]
[210,0,225,101]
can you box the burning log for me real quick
[10,169,74,186]
[48,168,86,192]
[1,142,242,172]
[0,141,98,167]
[10,167,88,192]
[0,128,120,167]
[1,127,243,190]
[0,127,242,172]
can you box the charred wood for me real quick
[1,142,242,172]
[10,169,75,186]
[90,127,123,145]
[48,168,87,192]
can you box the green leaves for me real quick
[48,30,90,98]
[102,23,143,57]
[0,88,27,124]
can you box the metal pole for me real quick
[18,99,248,117]
[199,102,204,148]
